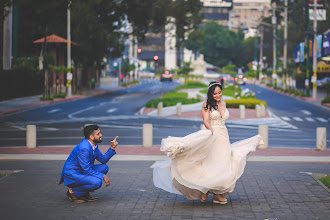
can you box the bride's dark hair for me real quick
[204,81,222,111]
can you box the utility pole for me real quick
[283,0,288,89]
[305,1,310,97]
[272,2,277,88]
[66,0,72,97]
[312,0,318,100]
[2,1,13,70]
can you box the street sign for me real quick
[309,9,326,21]
[66,73,72,80]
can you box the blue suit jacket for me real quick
[59,138,116,186]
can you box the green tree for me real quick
[198,21,244,67]
[186,30,205,57]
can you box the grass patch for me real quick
[122,80,139,87]
[319,176,330,188]
[176,80,207,90]
[0,173,4,179]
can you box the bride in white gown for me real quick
[153,81,264,204]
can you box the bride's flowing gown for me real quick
[153,108,264,200]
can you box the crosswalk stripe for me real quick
[293,117,303,121]
[316,117,328,123]
[301,110,312,115]
[281,116,291,121]
[305,117,315,122]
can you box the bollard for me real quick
[260,104,266,117]
[239,104,245,119]
[157,102,163,116]
[143,124,153,148]
[316,127,327,151]
[26,125,37,149]
[258,125,268,149]
[255,104,261,118]
[176,102,182,116]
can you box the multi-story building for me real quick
[229,0,271,38]
[200,0,233,28]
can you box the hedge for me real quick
[145,97,201,108]
[225,99,267,109]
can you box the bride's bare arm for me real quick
[201,102,213,134]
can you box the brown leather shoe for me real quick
[81,193,97,202]
[67,189,85,203]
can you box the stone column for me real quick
[157,102,163,116]
[143,124,153,148]
[258,125,268,149]
[26,125,36,149]
[176,102,182,116]
[316,127,327,151]
[239,104,245,119]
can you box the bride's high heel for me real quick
[200,193,208,202]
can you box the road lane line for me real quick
[316,117,328,123]
[48,108,61,114]
[293,117,303,121]
[281,116,291,121]
[106,108,117,113]
[301,110,312,115]
[305,117,315,122]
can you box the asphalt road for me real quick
[0,80,328,148]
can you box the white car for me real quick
[203,71,220,79]
[138,71,155,79]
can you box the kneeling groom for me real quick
[59,124,118,203]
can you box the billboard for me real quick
[201,0,233,8]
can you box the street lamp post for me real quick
[66,0,72,97]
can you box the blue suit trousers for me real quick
[68,164,109,197]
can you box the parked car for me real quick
[160,70,173,82]
[235,74,247,85]
[138,70,155,79]
[203,71,221,79]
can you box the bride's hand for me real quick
[210,129,213,135]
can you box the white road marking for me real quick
[301,110,312,115]
[316,117,328,123]
[293,117,303,121]
[48,108,61,114]
[68,106,95,118]
[106,108,117,113]
[305,117,315,122]
[11,125,26,130]
[281,116,291,121]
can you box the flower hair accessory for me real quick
[208,82,221,89]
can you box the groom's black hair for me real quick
[84,124,99,139]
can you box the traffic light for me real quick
[154,55,159,61]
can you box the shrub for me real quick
[53,93,66,98]
[225,99,267,109]
[40,96,54,101]
[145,97,201,108]
[266,83,273,87]
[321,96,330,104]
[319,176,330,188]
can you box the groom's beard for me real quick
[94,138,102,144]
